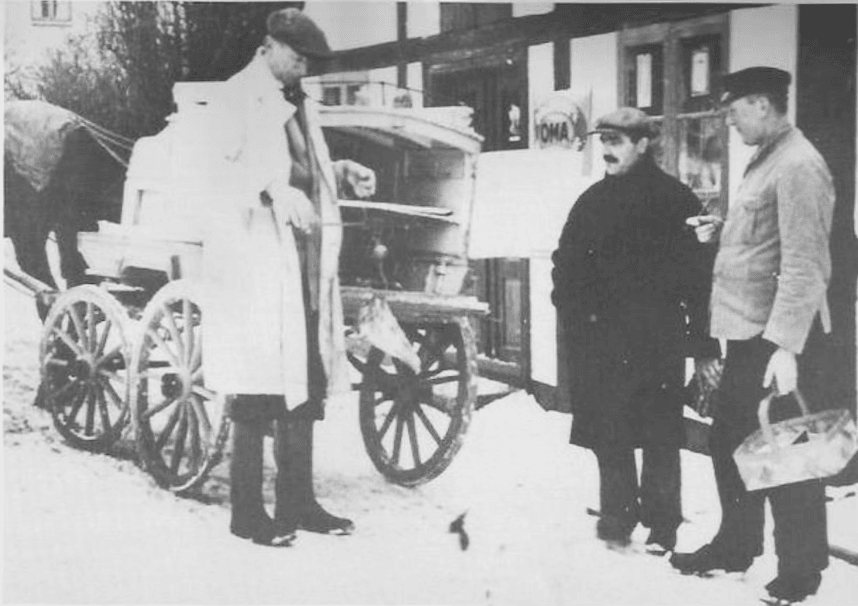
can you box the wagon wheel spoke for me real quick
[84,384,97,436]
[186,402,202,472]
[143,395,178,420]
[48,377,81,402]
[162,308,186,365]
[52,327,86,359]
[68,304,88,351]
[190,367,203,384]
[412,404,443,446]
[96,387,112,435]
[376,400,400,440]
[417,329,453,371]
[98,375,125,411]
[146,327,182,369]
[405,407,421,466]
[95,318,112,358]
[87,302,97,352]
[191,383,215,401]
[391,407,406,464]
[65,384,88,426]
[155,404,182,452]
[189,329,202,373]
[425,373,460,386]
[169,404,189,475]
[189,393,212,440]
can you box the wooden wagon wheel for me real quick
[129,280,230,494]
[39,285,131,451]
[352,317,477,486]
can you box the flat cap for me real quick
[589,107,656,138]
[721,66,791,105]
[267,8,332,59]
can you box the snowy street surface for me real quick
[4,280,857,605]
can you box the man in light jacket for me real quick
[200,8,375,547]
[671,67,836,604]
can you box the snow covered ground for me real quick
[4,276,857,605]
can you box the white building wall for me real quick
[513,2,554,18]
[728,4,798,197]
[406,1,440,39]
[304,1,397,51]
[5,0,102,72]
[570,31,619,179]
[527,42,554,148]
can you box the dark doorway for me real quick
[797,6,856,419]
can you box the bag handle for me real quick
[757,388,811,450]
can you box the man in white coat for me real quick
[200,8,376,547]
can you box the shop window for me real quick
[31,0,71,24]
[620,15,729,214]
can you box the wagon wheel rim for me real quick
[130,281,228,494]
[357,319,476,486]
[40,286,130,451]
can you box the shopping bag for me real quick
[733,389,858,492]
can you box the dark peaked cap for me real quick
[720,67,791,104]
[267,8,332,59]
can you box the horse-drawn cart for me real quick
[35,87,488,494]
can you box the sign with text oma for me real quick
[533,90,589,151]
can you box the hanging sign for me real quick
[533,90,588,150]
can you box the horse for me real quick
[4,101,129,317]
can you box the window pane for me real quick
[681,34,722,113]
[626,44,664,115]
[678,116,723,213]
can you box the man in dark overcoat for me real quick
[551,107,718,551]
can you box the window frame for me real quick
[618,14,730,215]
[30,0,72,25]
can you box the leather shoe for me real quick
[231,518,296,547]
[645,527,677,553]
[765,572,821,603]
[669,542,753,575]
[596,516,633,546]
[299,504,355,535]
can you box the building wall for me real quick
[304,1,398,51]
[5,0,102,82]
[727,4,798,197]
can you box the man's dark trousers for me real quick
[708,330,829,576]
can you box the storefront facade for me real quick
[312,3,857,438]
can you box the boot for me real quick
[275,413,354,535]
[230,418,295,547]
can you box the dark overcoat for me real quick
[551,156,717,449]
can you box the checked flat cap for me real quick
[267,8,332,59]
[588,107,657,138]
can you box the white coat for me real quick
[197,51,349,408]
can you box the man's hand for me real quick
[685,214,724,244]
[341,160,376,199]
[763,347,797,395]
[271,190,319,235]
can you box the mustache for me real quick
[603,155,618,164]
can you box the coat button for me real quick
[588,314,598,323]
